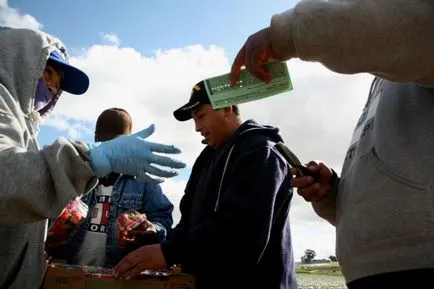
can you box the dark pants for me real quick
[347,268,434,289]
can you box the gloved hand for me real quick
[88,124,186,184]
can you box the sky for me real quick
[1,0,374,261]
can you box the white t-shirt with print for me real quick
[76,185,112,266]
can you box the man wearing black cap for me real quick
[0,27,185,289]
[114,81,298,289]
[46,108,174,268]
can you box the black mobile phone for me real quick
[275,142,320,181]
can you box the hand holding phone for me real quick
[275,142,320,182]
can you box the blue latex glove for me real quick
[88,124,186,184]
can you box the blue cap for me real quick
[48,50,90,95]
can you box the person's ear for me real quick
[223,106,233,118]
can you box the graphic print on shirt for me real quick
[342,78,383,172]
[87,185,112,234]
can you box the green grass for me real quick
[295,262,342,276]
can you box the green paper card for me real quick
[204,61,293,109]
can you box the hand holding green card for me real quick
[204,61,293,109]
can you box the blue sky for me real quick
[11,0,295,58]
[11,0,298,181]
[10,0,296,149]
[2,0,374,259]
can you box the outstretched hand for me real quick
[114,244,166,280]
[89,124,186,184]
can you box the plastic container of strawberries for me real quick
[48,198,89,242]
[115,209,146,247]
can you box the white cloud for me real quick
[51,43,231,164]
[100,32,120,46]
[0,0,42,30]
[44,115,93,140]
[160,179,188,226]
[42,33,373,260]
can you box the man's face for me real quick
[192,104,228,149]
[43,63,62,96]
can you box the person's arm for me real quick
[311,171,339,226]
[270,0,434,83]
[142,183,174,242]
[160,144,290,270]
[0,106,98,225]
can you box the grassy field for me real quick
[295,262,342,276]
[296,263,346,288]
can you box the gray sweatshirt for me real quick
[270,0,434,284]
[0,27,98,288]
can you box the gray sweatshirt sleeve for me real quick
[270,0,434,84]
[0,112,98,225]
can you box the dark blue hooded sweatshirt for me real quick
[161,119,297,289]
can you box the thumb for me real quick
[317,162,333,181]
[133,124,155,139]
[306,161,320,171]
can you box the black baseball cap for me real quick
[173,81,211,122]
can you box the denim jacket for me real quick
[46,175,174,267]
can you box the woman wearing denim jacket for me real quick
[45,108,174,267]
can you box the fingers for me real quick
[130,156,186,183]
[147,141,182,155]
[147,153,186,169]
[128,221,156,237]
[230,44,246,87]
[297,183,328,202]
[146,164,179,178]
[133,124,155,139]
[127,230,153,239]
[317,162,333,180]
[135,172,164,184]
[291,161,319,183]
[305,161,333,183]
[290,167,300,178]
[127,230,142,238]
[128,222,151,236]
[114,249,148,280]
[243,28,273,83]
[142,229,156,234]
[247,45,271,83]
[124,265,144,280]
[123,238,138,247]
[291,174,314,188]
[123,235,136,242]
[305,161,320,170]
[291,173,321,202]
[114,254,137,279]
[290,161,331,202]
